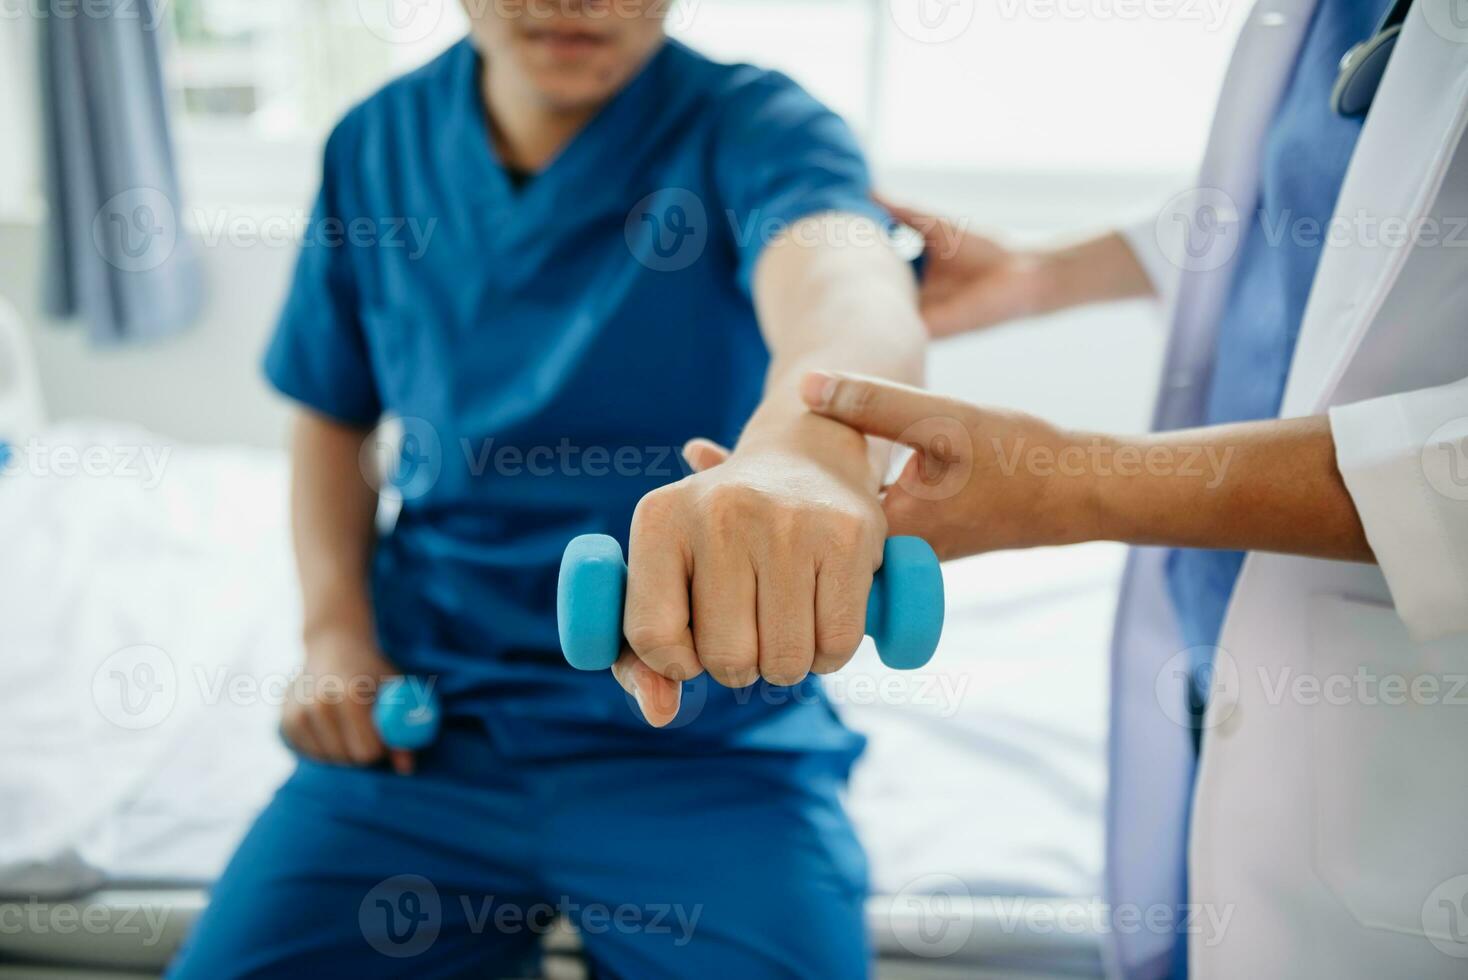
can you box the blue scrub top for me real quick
[265,38,889,760]
[1166,0,1393,656]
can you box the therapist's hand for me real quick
[281,630,415,775]
[881,197,1156,337]
[686,372,1098,561]
[880,197,1051,337]
[619,415,886,710]
[780,371,1372,567]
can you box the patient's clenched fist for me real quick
[620,438,886,695]
[280,632,414,775]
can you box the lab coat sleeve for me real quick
[1330,376,1468,642]
[1118,213,1183,313]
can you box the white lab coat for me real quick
[1108,0,1468,976]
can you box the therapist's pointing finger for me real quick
[800,371,948,443]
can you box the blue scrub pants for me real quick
[168,722,870,978]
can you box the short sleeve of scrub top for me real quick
[708,70,894,294]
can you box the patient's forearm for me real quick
[289,411,380,645]
[743,212,927,483]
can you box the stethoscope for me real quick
[1330,0,1414,116]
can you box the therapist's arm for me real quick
[280,411,415,774]
[777,372,1372,563]
[880,198,1154,337]
[615,213,925,725]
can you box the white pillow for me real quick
[0,294,45,452]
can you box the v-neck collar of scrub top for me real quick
[446,36,691,219]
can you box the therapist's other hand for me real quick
[797,371,1101,560]
[880,196,1050,337]
[620,422,886,703]
[281,631,415,775]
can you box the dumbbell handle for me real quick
[557,534,944,674]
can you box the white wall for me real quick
[0,219,296,448]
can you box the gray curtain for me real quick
[38,0,201,347]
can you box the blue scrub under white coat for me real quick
[172,37,889,978]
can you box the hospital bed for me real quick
[0,889,1102,977]
[0,297,1110,977]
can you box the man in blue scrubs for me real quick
[170,4,927,977]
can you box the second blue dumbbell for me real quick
[556,534,945,674]
[373,676,441,750]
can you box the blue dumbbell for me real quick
[557,534,945,673]
[372,676,441,750]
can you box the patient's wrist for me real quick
[301,592,377,653]
[737,410,878,491]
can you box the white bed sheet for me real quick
[0,422,1111,904]
[0,422,298,892]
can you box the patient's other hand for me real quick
[281,632,415,775]
[617,417,886,714]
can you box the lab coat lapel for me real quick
[1105,6,1319,979]
[1282,7,1468,416]
[1155,0,1318,433]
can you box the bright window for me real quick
[0,1,1249,214]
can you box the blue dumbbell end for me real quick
[374,676,441,751]
[558,534,628,671]
[866,536,945,670]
